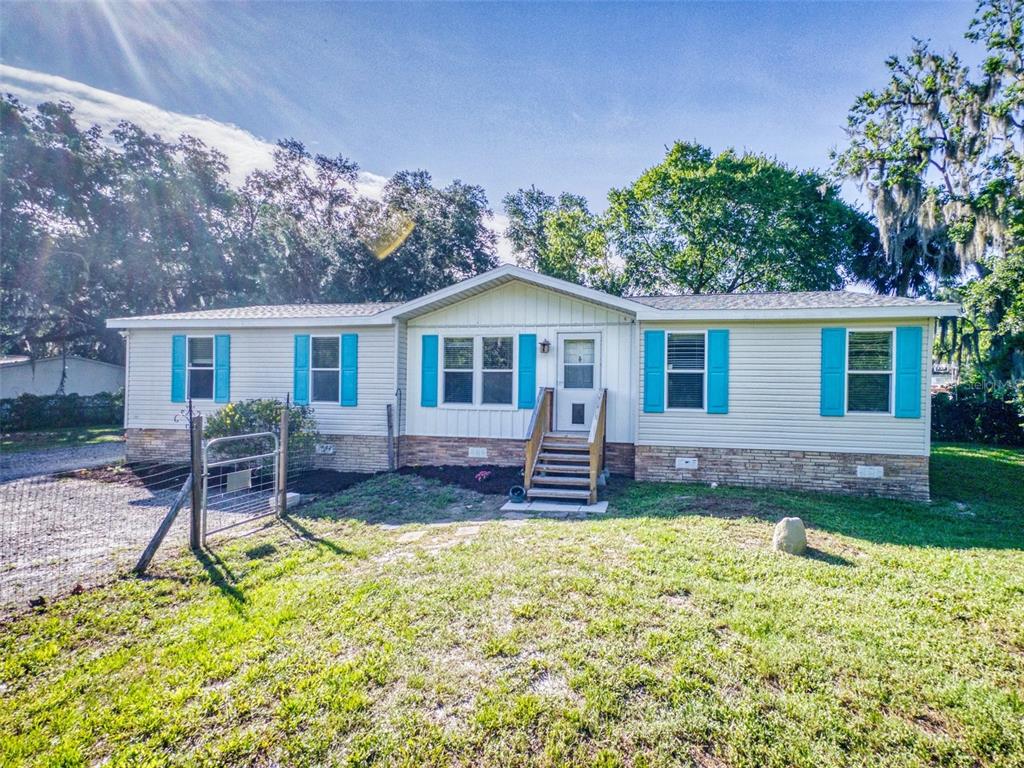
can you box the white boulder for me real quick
[772,517,807,555]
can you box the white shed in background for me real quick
[0,356,125,398]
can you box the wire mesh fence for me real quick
[1,430,326,618]
[0,460,192,616]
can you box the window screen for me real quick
[444,337,474,404]
[187,337,214,399]
[847,331,892,412]
[311,336,340,402]
[482,336,513,404]
[667,333,704,409]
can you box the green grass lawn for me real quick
[1,425,123,453]
[1,444,1022,767]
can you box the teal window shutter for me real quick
[643,330,665,413]
[707,329,729,414]
[293,334,310,405]
[340,333,358,406]
[894,326,922,418]
[820,328,847,416]
[421,334,438,407]
[517,334,537,409]
[214,334,231,403]
[171,335,186,403]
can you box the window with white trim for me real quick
[187,336,214,400]
[443,337,474,404]
[667,332,705,409]
[847,330,892,413]
[481,336,513,404]
[311,336,340,403]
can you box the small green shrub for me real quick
[932,383,1024,446]
[0,391,124,431]
[203,399,318,461]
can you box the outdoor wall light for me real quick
[539,338,551,353]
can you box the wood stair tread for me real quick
[531,475,590,486]
[526,487,592,499]
[538,452,590,463]
[534,463,591,473]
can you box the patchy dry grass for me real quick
[1,425,123,453]
[1,444,1022,767]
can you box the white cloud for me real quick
[1,65,513,260]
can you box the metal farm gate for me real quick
[201,432,280,545]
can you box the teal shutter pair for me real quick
[643,329,729,414]
[171,334,230,403]
[819,326,922,418]
[420,333,537,408]
[292,334,358,406]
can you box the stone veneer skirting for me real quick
[634,444,930,501]
[126,428,390,473]
[126,429,928,500]
[399,435,637,477]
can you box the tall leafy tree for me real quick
[607,142,877,295]
[832,0,1024,380]
[503,187,625,292]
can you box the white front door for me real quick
[555,333,601,431]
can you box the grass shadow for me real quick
[280,514,354,556]
[194,548,247,611]
[804,546,855,567]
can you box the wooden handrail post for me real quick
[523,387,552,491]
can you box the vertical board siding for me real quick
[127,326,395,435]
[405,282,636,443]
[637,320,931,456]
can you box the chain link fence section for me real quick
[0,460,192,616]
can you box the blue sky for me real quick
[3,1,975,222]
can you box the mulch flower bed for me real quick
[398,465,524,496]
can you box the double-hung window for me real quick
[481,336,513,404]
[847,330,892,413]
[311,336,340,403]
[187,336,215,400]
[443,337,474,404]
[667,333,705,409]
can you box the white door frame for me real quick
[555,331,602,432]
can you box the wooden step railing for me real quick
[523,387,553,490]
[587,389,608,504]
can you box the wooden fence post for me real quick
[190,414,203,550]
[278,403,289,516]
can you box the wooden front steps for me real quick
[523,388,608,505]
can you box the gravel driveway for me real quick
[0,441,125,482]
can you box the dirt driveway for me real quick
[0,469,186,616]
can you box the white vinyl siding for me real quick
[125,325,395,436]
[406,281,636,443]
[638,319,932,456]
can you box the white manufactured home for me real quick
[107,266,960,501]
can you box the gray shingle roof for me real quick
[123,302,402,322]
[629,291,938,311]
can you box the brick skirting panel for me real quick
[125,428,190,463]
[399,436,636,477]
[126,429,389,473]
[634,445,929,501]
[313,434,390,473]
